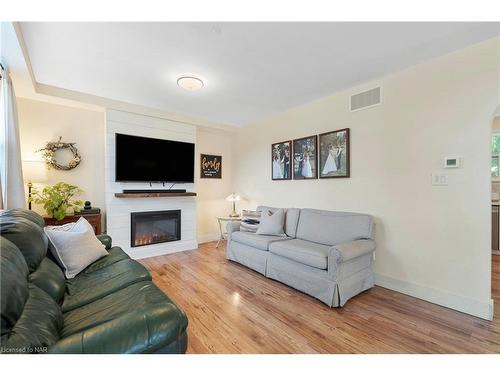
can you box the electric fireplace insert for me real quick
[130,210,181,247]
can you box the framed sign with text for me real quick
[200,154,222,179]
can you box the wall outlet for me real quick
[431,174,448,186]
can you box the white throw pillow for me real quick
[256,209,286,236]
[44,217,108,279]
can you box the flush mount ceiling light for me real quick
[177,75,204,91]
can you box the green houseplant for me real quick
[30,182,84,220]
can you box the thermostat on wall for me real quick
[444,156,461,168]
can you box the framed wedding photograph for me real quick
[271,140,292,180]
[319,128,350,178]
[292,135,318,179]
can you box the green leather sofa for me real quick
[0,209,188,354]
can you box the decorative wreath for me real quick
[38,136,81,170]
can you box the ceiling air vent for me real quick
[350,87,382,112]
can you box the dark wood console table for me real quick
[43,212,102,235]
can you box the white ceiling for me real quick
[19,22,500,126]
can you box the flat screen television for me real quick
[115,133,195,183]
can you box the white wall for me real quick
[16,97,236,244]
[17,98,106,217]
[196,127,235,243]
[232,38,500,319]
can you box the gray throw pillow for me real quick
[44,217,108,278]
[256,208,286,236]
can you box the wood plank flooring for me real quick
[140,242,500,353]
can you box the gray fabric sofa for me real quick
[226,206,375,307]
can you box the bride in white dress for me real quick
[301,152,313,178]
[322,145,338,175]
[272,154,283,179]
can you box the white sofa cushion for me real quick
[231,231,289,251]
[44,217,108,278]
[296,209,373,246]
[256,208,286,236]
[256,206,301,237]
[269,238,330,270]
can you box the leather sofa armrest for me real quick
[49,306,187,354]
[226,221,241,241]
[96,234,112,250]
[327,239,376,278]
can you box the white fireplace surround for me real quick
[104,110,198,259]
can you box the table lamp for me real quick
[226,193,241,218]
[22,160,48,210]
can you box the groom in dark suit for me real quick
[282,148,290,179]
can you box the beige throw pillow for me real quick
[44,217,108,279]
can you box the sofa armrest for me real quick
[226,221,241,241]
[332,239,376,262]
[327,239,376,278]
[96,234,112,250]
[49,306,188,354]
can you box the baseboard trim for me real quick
[198,233,220,244]
[375,273,494,320]
[127,239,198,260]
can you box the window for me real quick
[492,134,500,178]
[492,156,499,178]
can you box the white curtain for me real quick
[0,66,25,209]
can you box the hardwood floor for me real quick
[140,242,500,353]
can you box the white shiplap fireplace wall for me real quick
[105,110,197,259]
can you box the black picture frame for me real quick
[271,140,292,180]
[292,135,318,180]
[200,154,222,179]
[318,128,350,178]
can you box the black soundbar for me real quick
[122,189,187,194]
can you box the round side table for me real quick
[216,216,242,248]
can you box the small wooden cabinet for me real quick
[43,212,102,235]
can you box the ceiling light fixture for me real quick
[177,75,204,91]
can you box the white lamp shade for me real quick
[226,193,241,202]
[22,160,48,183]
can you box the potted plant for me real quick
[30,182,84,220]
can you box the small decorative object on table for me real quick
[30,182,84,221]
[225,193,241,218]
[77,200,101,214]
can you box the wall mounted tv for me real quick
[115,133,195,183]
